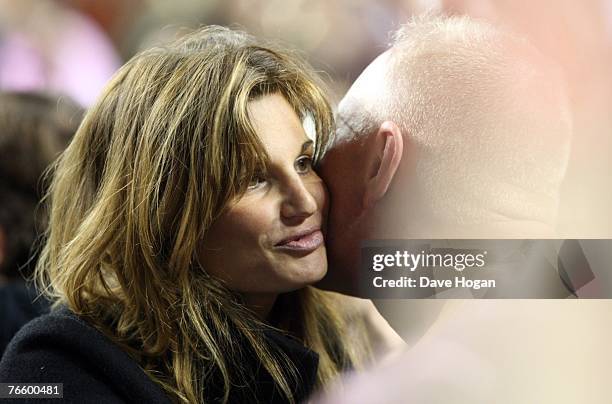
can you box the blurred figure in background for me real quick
[0,0,121,107]
[0,91,83,355]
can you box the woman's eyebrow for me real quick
[300,140,314,154]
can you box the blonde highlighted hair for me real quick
[36,26,370,403]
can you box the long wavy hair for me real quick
[35,26,371,403]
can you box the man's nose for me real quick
[280,176,318,220]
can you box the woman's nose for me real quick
[280,177,318,220]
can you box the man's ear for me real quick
[363,121,403,210]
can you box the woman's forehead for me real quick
[247,93,310,154]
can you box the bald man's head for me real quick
[319,16,572,293]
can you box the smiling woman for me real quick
[0,27,379,404]
[202,94,328,319]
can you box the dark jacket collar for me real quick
[206,327,320,403]
[263,328,320,402]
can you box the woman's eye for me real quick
[295,155,313,174]
[247,174,267,190]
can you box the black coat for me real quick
[0,308,319,403]
[0,282,50,356]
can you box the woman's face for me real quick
[200,93,328,298]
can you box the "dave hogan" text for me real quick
[373,276,496,290]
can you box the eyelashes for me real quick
[294,155,313,174]
[247,172,266,190]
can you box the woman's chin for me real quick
[293,247,328,286]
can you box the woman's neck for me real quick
[241,292,278,321]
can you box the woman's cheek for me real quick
[306,177,329,219]
[228,202,276,246]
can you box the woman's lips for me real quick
[275,229,324,253]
